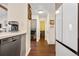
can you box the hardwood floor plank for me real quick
[28,38,56,56]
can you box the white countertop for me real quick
[0,31,26,39]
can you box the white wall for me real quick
[56,5,63,42]
[45,14,50,43]
[47,4,55,44]
[49,26,55,44]
[56,42,77,56]
[49,14,55,44]
[8,3,27,32]
[8,3,31,56]
[26,20,31,55]
[56,3,78,56]
[36,16,40,42]
[45,13,55,44]
[63,3,78,51]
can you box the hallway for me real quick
[28,38,56,56]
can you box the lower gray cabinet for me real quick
[0,35,21,56]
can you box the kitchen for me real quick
[0,3,30,56]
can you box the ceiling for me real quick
[55,3,62,10]
[30,3,55,19]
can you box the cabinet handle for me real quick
[12,39,16,42]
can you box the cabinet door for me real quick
[56,5,63,42]
[0,36,21,56]
[63,3,78,51]
[0,40,17,56]
[15,36,21,56]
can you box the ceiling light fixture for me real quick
[56,10,59,14]
[38,10,44,14]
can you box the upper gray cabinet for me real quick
[56,5,63,42]
[63,3,78,51]
[0,4,8,30]
[0,4,7,18]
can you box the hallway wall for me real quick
[26,20,31,55]
[8,3,27,32]
[45,13,55,44]
[56,42,77,56]
[56,3,78,56]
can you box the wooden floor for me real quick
[28,38,56,56]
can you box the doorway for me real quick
[40,20,45,40]
[31,19,37,41]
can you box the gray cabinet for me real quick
[0,35,21,56]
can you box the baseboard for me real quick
[26,48,31,56]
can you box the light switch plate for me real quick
[69,24,72,31]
